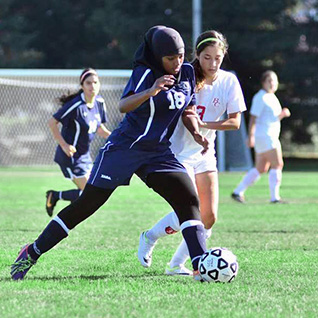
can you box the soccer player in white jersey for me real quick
[45,68,111,217]
[232,70,291,203]
[138,30,246,275]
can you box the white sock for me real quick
[234,168,260,195]
[269,169,282,201]
[169,228,212,268]
[146,211,180,242]
[169,239,189,268]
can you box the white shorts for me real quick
[177,154,217,186]
[254,136,281,154]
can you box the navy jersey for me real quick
[107,63,196,151]
[53,92,107,156]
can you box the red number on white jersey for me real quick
[197,105,206,120]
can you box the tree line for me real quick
[1,0,318,153]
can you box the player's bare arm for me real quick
[182,105,209,154]
[97,124,111,139]
[278,107,291,120]
[199,112,242,130]
[119,75,176,113]
[247,115,256,148]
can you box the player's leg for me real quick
[146,172,206,272]
[138,164,196,269]
[46,163,91,217]
[15,147,143,279]
[46,176,87,213]
[11,184,115,280]
[196,171,218,229]
[143,164,195,243]
[263,145,284,202]
[167,171,217,274]
[232,153,269,202]
[232,136,276,202]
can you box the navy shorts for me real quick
[88,142,187,189]
[54,147,93,180]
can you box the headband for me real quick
[196,37,223,49]
[80,70,98,83]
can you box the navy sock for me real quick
[181,223,206,270]
[61,189,81,202]
[52,191,59,200]
[28,219,68,260]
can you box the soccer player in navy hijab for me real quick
[11,26,208,282]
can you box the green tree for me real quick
[201,0,318,151]
[0,0,317,154]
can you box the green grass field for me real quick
[0,168,317,318]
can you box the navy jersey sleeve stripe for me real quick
[135,69,152,93]
[72,120,81,148]
[129,96,156,149]
[102,102,107,123]
[59,101,82,120]
[121,67,152,98]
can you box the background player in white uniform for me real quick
[232,70,291,203]
[46,68,111,216]
[138,30,246,275]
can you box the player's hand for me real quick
[281,107,291,118]
[62,144,77,157]
[183,108,207,128]
[149,75,176,96]
[193,132,209,155]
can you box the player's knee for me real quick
[278,160,284,170]
[207,215,217,229]
[257,167,267,174]
[202,212,217,229]
[175,195,201,224]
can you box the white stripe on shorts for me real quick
[90,142,113,184]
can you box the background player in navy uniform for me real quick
[11,26,209,282]
[46,68,111,216]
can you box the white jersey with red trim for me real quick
[250,89,282,139]
[170,69,246,164]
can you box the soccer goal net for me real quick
[0,69,252,170]
[0,69,131,166]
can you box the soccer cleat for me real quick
[137,231,156,268]
[231,192,245,203]
[46,190,58,217]
[270,199,288,204]
[165,263,193,276]
[11,245,36,280]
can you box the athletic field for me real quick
[0,168,317,318]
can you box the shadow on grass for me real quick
[1,271,171,282]
[227,229,298,233]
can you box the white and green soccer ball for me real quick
[198,247,239,283]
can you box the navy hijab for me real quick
[133,26,185,79]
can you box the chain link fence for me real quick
[0,69,131,166]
